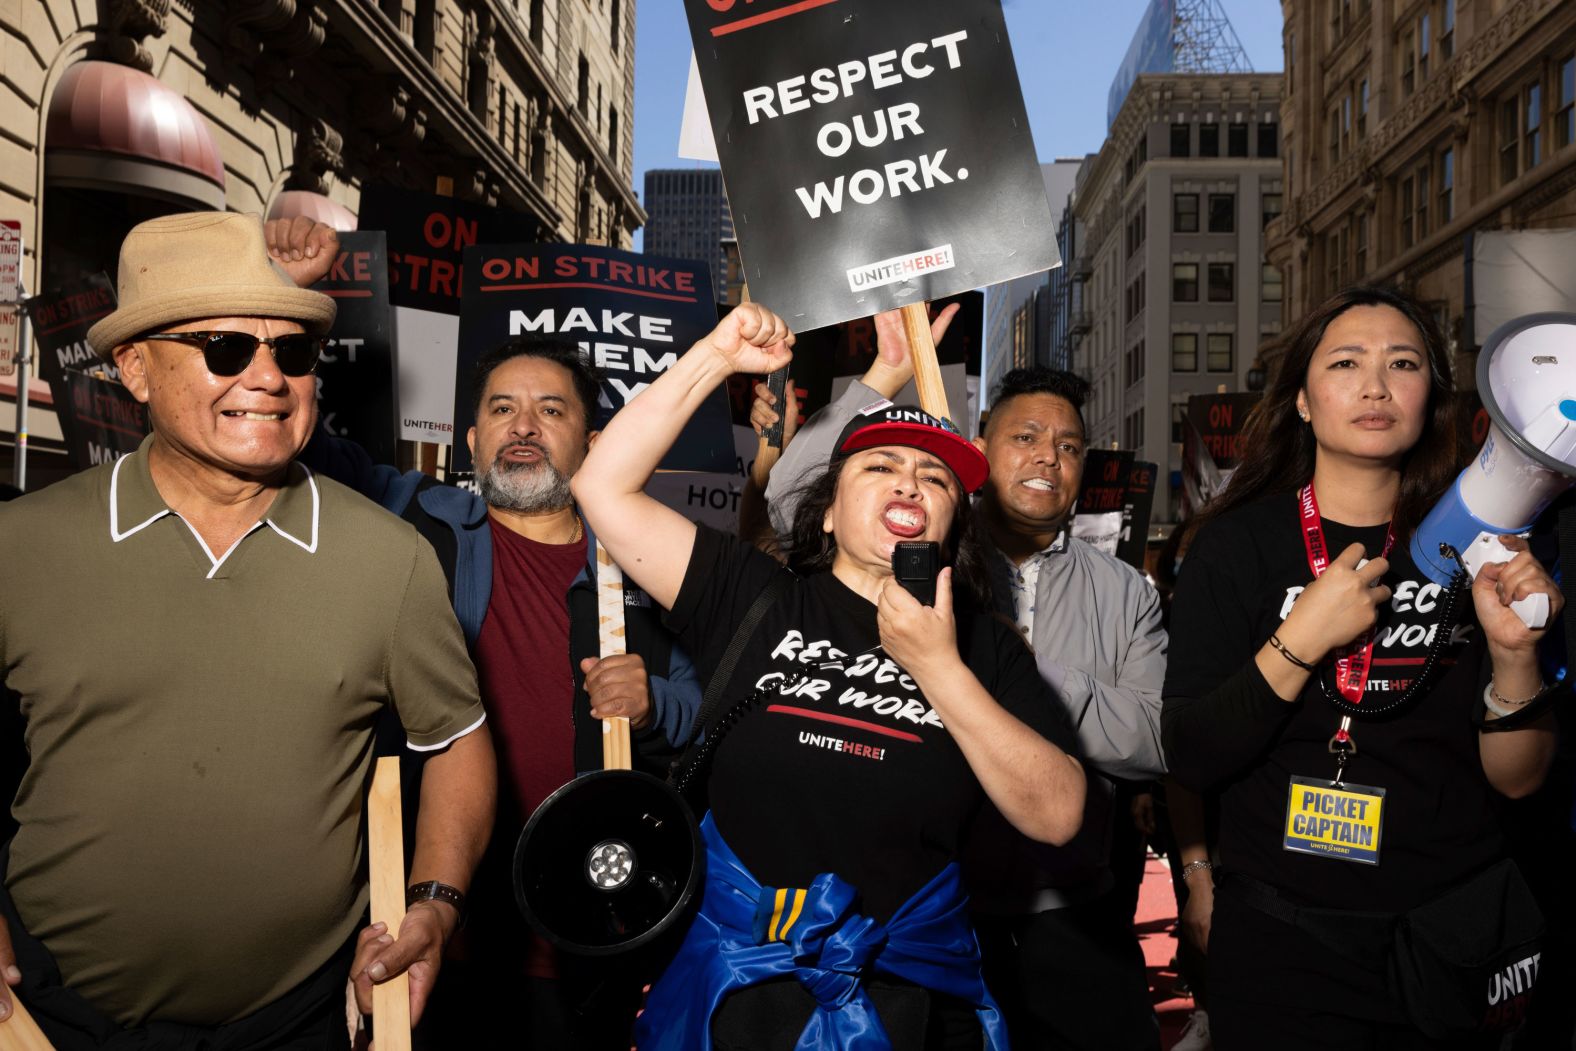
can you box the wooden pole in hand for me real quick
[368,757,412,1051]
[596,542,633,772]
[0,995,57,1051]
[899,303,951,421]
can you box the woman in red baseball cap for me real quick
[572,302,1085,1050]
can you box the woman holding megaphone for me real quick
[571,302,1086,1049]
[1163,286,1561,1050]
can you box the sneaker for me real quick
[1171,1009,1211,1051]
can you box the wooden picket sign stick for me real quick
[596,542,633,772]
[0,993,57,1051]
[899,302,951,420]
[367,757,412,1051]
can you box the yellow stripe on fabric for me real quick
[780,888,807,939]
[769,888,788,941]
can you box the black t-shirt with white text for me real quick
[1163,491,1504,914]
[667,526,1076,922]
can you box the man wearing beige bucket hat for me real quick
[0,211,496,1047]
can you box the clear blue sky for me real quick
[631,1,1286,244]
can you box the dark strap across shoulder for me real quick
[671,568,794,771]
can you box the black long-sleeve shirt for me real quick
[1161,491,1503,912]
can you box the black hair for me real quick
[989,367,1091,435]
[1192,284,1459,543]
[470,338,602,430]
[782,457,994,610]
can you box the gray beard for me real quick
[477,454,573,514]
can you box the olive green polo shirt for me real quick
[0,438,484,1027]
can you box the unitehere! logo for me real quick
[846,245,955,293]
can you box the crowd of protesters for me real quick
[0,212,1571,1051]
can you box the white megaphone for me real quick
[1410,312,1576,628]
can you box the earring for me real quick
[1298,411,1310,423]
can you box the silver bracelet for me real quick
[1482,681,1544,719]
[1179,859,1214,883]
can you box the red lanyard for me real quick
[1296,485,1394,707]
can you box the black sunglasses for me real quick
[143,331,326,377]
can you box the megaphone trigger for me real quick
[1460,532,1551,630]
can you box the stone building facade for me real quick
[1265,0,1576,376]
[0,0,643,481]
[1074,72,1284,524]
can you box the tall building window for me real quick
[1207,333,1234,373]
[577,54,590,115]
[1358,79,1370,138]
[1439,148,1454,224]
[1441,0,1455,59]
[1208,193,1236,233]
[1500,97,1520,184]
[1401,29,1416,96]
[1329,106,1342,164]
[608,105,619,156]
[1560,56,1576,150]
[1400,176,1416,248]
[1263,263,1284,302]
[1418,14,1431,81]
[1341,96,1352,156]
[1172,333,1198,372]
[1174,193,1199,232]
[1200,123,1220,157]
[1415,163,1431,243]
[611,0,622,53]
[1173,263,1200,302]
[1526,82,1543,169]
[1262,192,1283,230]
[1354,212,1369,275]
[1327,231,1343,291]
[1171,123,1191,157]
[1229,122,1249,157]
[1258,121,1279,157]
[1207,262,1235,302]
[1125,341,1146,386]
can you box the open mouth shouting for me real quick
[497,441,549,468]
[882,500,928,539]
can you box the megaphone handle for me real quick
[596,541,634,771]
[1460,531,1551,629]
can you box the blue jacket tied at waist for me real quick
[637,814,1008,1050]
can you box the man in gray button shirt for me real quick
[765,308,1167,1050]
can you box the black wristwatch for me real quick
[406,881,467,926]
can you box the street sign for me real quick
[0,221,20,303]
[0,308,16,377]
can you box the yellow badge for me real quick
[1283,775,1385,865]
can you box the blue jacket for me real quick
[302,433,702,759]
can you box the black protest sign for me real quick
[1072,449,1135,559]
[358,184,545,442]
[1182,392,1261,517]
[310,232,397,466]
[452,243,733,474]
[24,274,116,386]
[55,368,148,468]
[1116,461,1158,570]
[684,0,1057,332]
[358,185,546,315]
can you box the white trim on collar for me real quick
[108,454,171,542]
[264,464,320,554]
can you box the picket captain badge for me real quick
[1284,776,1386,865]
